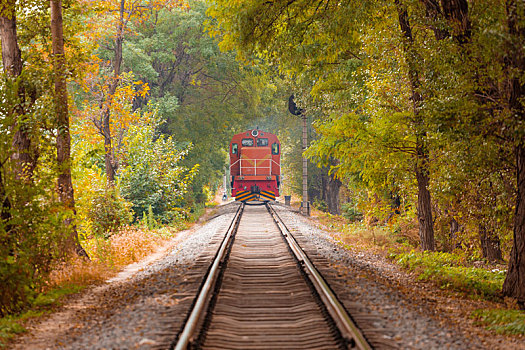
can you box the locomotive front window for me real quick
[242,138,254,146]
[257,138,268,147]
[231,143,238,154]
[272,143,279,155]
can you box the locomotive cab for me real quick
[229,129,281,202]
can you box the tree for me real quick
[501,0,525,308]
[395,0,434,250]
[208,0,440,248]
[125,1,282,200]
[119,119,198,222]
[88,0,156,183]
[98,0,125,184]
[50,0,88,257]
[0,3,18,231]
[0,1,36,181]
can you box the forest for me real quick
[0,0,524,341]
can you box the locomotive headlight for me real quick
[251,129,259,137]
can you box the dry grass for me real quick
[310,207,420,252]
[337,223,393,248]
[105,226,167,266]
[48,258,111,288]
[48,226,170,289]
[394,217,420,246]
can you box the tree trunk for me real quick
[0,169,14,259]
[0,2,35,181]
[478,223,503,262]
[0,4,21,77]
[322,170,342,215]
[503,145,525,308]
[397,0,436,251]
[449,215,463,250]
[50,0,88,258]
[101,0,125,184]
[0,169,11,229]
[502,0,525,309]
[450,217,459,237]
[420,0,471,43]
[416,164,435,251]
[103,107,116,183]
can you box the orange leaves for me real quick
[84,0,189,39]
[134,80,150,98]
[73,69,151,148]
[75,56,103,93]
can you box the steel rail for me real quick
[173,203,244,350]
[266,203,373,350]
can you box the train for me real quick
[229,128,281,202]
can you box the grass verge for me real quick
[0,284,85,348]
[0,316,28,348]
[472,309,525,335]
[388,250,506,300]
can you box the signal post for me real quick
[301,113,309,216]
[288,94,309,216]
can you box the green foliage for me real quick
[341,203,363,222]
[31,284,85,307]
[0,317,26,347]
[472,309,525,335]
[123,1,288,203]
[312,198,327,212]
[0,251,33,318]
[87,187,133,237]
[389,250,506,300]
[140,205,158,230]
[119,119,198,224]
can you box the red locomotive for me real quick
[229,128,280,202]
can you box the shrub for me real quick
[119,122,198,224]
[0,179,69,317]
[0,316,26,347]
[88,187,133,237]
[312,198,328,212]
[341,202,363,222]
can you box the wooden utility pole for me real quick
[288,94,309,216]
[301,113,309,216]
[223,169,228,201]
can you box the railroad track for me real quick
[171,202,372,350]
